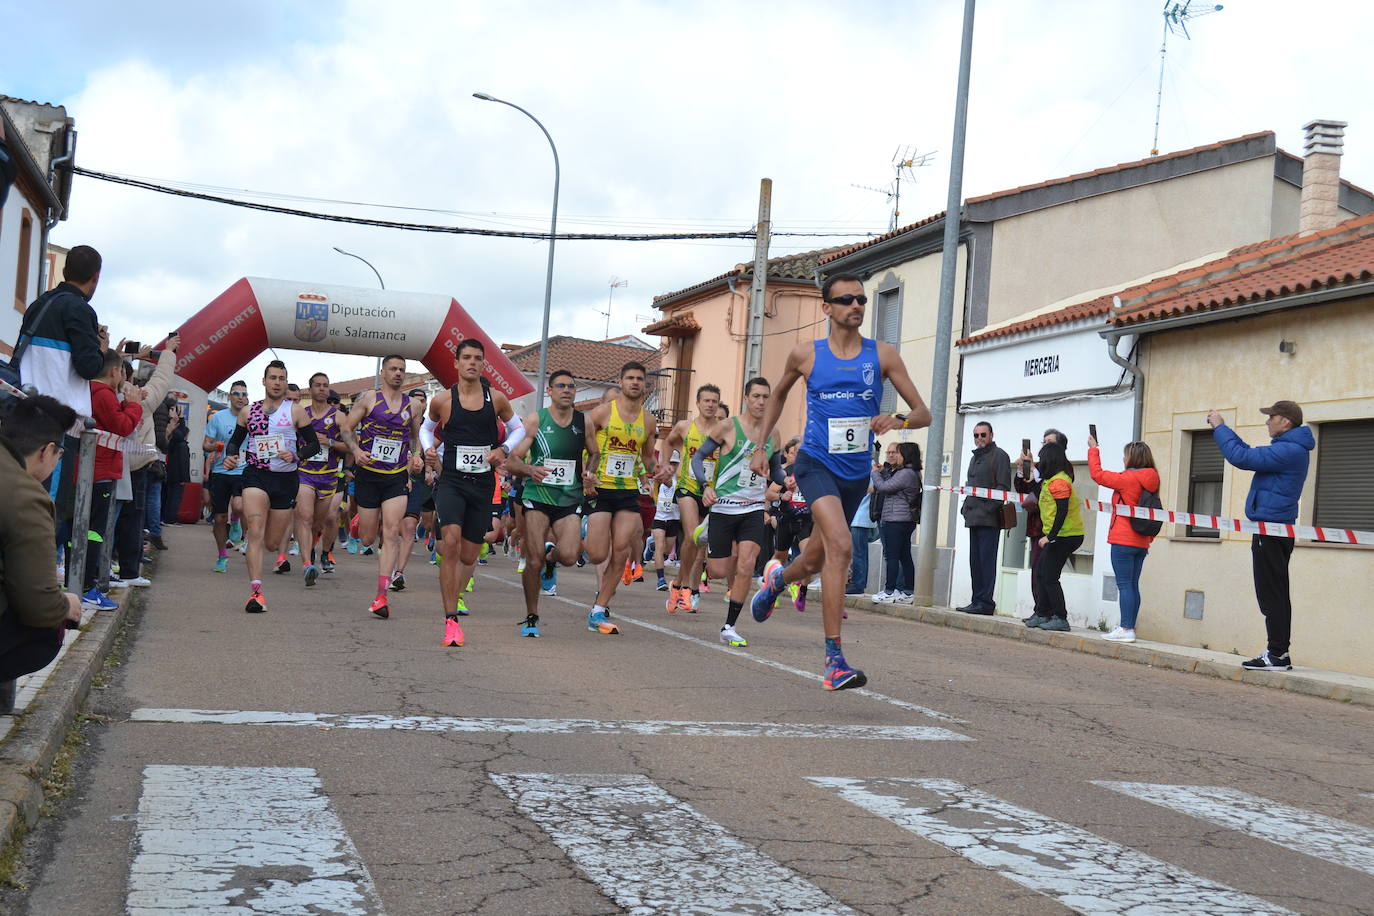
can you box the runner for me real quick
[294,372,348,586]
[582,362,667,635]
[692,377,783,648]
[394,389,434,592]
[423,338,522,647]
[340,355,424,619]
[774,436,813,611]
[221,360,322,613]
[203,379,249,573]
[649,456,681,593]
[506,368,587,638]
[320,388,347,572]
[662,384,721,613]
[747,273,932,689]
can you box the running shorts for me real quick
[707,509,767,560]
[435,472,495,544]
[354,466,408,509]
[242,466,298,511]
[208,472,245,515]
[792,450,868,525]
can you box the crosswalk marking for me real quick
[808,776,1293,915]
[128,765,382,915]
[130,707,968,741]
[479,571,970,725]
[1095,782,1374,878]
[490,772,853,915]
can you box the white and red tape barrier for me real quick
[928,483,1374,546]
[1,377,159,457]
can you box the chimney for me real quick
[1298,119,1347,234]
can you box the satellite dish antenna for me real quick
[1152,1,1224,156]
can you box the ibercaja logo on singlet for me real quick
[294,293,329,344]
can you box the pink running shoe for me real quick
[442,616,464,647]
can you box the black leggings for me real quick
[1035,535,1083,620]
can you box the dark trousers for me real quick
[967,525,1000,609]
[162,481,185,524]
[0,615,62,681]
[83,481,116,592]
[1035,535,1083,620]
[881,520,916,593]
[1027,533,1045,613]
[1252,534,1295,657]
[114,469,148,580]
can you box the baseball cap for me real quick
[1260,400,1303,427]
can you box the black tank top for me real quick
[442,380,500,477]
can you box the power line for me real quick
[71,167,879,242]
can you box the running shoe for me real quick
[346,538,359,554]
[238,541,247,555]
[520,614,540,638]
[81,588,117,612]
[787,582,799,602]
[656,573,668,592]
[455,596,470,616]
[576,552,587,567]
[390,570,406,591]
[213,556,229,574]
[793,584,807,613]
[516,557,527,574]
[822,655,867,691]
[429,550,440,566]
[465,577,474,593]
[321,552,336,574]
[288,541,300,556]
[693,519,709,546]
[689,592,700,613]
[631,562,644,583]
[587,610,620,635]
[621,562,633,586]
[751,560,785,623]
[274,555,291,574]
[442,616,464,647]
[228,520,242,545]
[304,565,319,587]
[699,575,711,594]
[666,585,680,614]
[543,542,556,578]
[245,591,266,614]
[362,545,374,556]
[719,625,748,648]
[369,595,390,619]
[540,569,557,596]
[126,576,153,588]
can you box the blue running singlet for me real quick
[800,337,883,479]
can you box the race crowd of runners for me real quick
[202,274,933,690]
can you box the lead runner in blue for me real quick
[748,273,932,690]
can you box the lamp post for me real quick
[473,92,560,410]
[332,246,386,388]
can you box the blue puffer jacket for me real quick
[1212,423,1315,523]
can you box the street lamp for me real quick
[332,246,385,388]
[473,92,560,410]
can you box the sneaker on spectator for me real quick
[1241,650,1292,671]
[890,591,914,605]
[1102,627,1136,642]
[124,576,152,588]
[870,590,893,603]
[81,588,117,611]
[1040,617,1070,632]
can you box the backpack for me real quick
[1127,483,1163,537]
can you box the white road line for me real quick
[1095,782,1374,878]
[809,776,1293,916]
[478,571,969,725]
[128,765,382,915]
[491,772,853,915]
[130,707,968,741]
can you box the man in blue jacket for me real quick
[1206,401,1314,672]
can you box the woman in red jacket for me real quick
[1087,436,1159,643]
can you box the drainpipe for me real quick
[1104,297,1145,439]
[37,127,77,293]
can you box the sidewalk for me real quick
[842,591,1374,707]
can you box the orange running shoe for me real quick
[245,591,266,614]
[666,585,680,614]
[621,561,634,586]
[369,595,390,619]
[632,562,644,583]
[442,616,464,647]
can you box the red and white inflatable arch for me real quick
[166,277,533,485]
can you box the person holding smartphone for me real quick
[1087,432,1159,643]
[1023,441,1082,632]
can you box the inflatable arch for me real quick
[166,277,533,486]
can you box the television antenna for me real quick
[851,146,937,231]
[594,276,628,339]
[1152,1,1223,156]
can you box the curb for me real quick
[0,590,131,847]
[842,593,1374,709]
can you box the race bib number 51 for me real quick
[605,453,636,479]
[827,417,869,454]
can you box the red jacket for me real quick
[90,381,143,482]
[1087,447,1160,549]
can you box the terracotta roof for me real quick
[818,211,947,265]
[328,371,435,398]
[641,312,701,336]
[652,246,842,306]
[505,335,662,383]
[957,295,1115,346]
[1110,211,1374,327]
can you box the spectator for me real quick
[1207,401,1314,672]
[1013,429,1069,621]
[83,350,143,610]
[1088,436,1160,643]
[0,395,83,713]
[958,421,1011,614]
[114,337,180,585]
[162,404,191,525]
[871,441,922,604]
[847,489,877,595]
[1024,441,1082,632]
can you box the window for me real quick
[1315,419,1374,531]
[1186,431,1223,538]
[14,208,33,311]
[873,286,901,412]
[1067,462,1095,575]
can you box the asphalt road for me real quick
[7,526,1374,915]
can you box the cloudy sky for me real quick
[3,0,1371,390]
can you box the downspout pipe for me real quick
[38,127,76,293]
[1104,296,1144,440]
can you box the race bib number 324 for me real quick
[827,417,869,454]
[453,446,489,473]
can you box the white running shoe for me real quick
[870,590,893,603]
[124,576,153,588]
[719,625,748,648]
[517,557,527,573]
[890,591,914,605]
[1103,626,1137,643]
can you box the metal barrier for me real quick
[65,420,98,593]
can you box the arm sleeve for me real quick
[296,422,320,459]
[691,437,721,485]
[501,415,524,453]
[1047,499,1069,540]
[226,424,248,457]
[768,450,787,486]
[420,416,439,451]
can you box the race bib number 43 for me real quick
[605,453,636,479]
[252,435,283,461]
[453,446,489,474]
[542,458,575,486]
[371,437,403,465]
[827,417,869,454]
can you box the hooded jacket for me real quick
[1212,423,1316,524]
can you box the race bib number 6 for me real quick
[453,446,489,474]
[542,458,575,486]
[827,417,869,454]
[371,437,403,465]
[605,453,636,479]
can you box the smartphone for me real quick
[1020,438,1032,475]
[1089,423,1098,441]
[121,341,141,355]
[1021,437,1031,454]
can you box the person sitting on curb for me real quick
[0,395,84,713]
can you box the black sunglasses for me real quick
[824,294,868,306]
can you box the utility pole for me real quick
[743,178,772,385]
[914,0,976,607]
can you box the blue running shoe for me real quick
[587,610,619,635]
[540,568,558,596]
[751,560,786,622]
[304,564,319,587]
[213,556,229,574]
[81,588,118,611]
[228,520,242,545]
[346,538,359,554]
[823,654,867,691]
[520,614,540,638]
